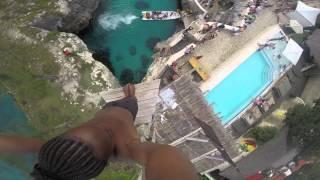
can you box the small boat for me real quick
[141,11,181,20]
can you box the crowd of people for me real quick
[254,97,268,113]
[258,42,276,50]
[237,0,272,27]
[199,0,214,8]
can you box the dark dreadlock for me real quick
[31,137,108,180]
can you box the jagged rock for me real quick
[32,0,102,33]
[49,32,120,105]
[32,15,63,31]
[146,37,161,50]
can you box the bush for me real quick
[285,98,320,146]
[288,163,320,180]
[199,174,209,180]
[291,32,310,44]
[246,126,278,144]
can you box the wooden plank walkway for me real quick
[102,79,161,125]
[155,76,239,172]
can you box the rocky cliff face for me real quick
[0,1,140,177]
[32,0,102,33]
[0,0,119,130]
[50,32,120,105]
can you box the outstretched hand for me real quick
[0,135,44,154]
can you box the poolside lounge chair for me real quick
[188,57,209,81]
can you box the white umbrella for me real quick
[282,39,304,65]
[295,1,320,27]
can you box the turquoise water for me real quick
[260,32,291,77]
[205,51,272,124]
[0,93,31,134]
[82,0,178,84]
[0,161,27,180]
[0,92,35,179]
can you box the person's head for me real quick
[31,137,109,180]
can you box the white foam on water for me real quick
[98,13,138,31]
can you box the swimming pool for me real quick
[205,51,273,124]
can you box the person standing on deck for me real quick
[0,84,197,180]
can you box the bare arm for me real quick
[127,142,198,180]
[0,135,44,154]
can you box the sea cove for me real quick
[82,0,178,84]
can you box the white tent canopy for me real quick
[290,1,320,27]
[282,39,304,65]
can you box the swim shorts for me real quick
[103,97,138,120]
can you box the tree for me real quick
[246,126,278,144]
[199,174,209,180]
[285,98,320,146]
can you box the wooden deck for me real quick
[101,79,161,125]
[154,76,239,172]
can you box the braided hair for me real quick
[31,137,108,180]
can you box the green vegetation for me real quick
[97,167,139,180]
[288,143,320,179]
[289,163,320,179]
[0,28,95,138]
[199,174,209,180]
[0,0,134,179]
[246,126,278,144]
[0,0,57,24]
[78,62,105,93]
[291,32,311,44]
[285,98,320,146]
[285,98,320,179]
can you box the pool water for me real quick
[82,0,177,85]
[205,51,272,124]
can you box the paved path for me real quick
[221,127,299,180]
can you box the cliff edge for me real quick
[32,0,102,33]
[0,0,119,133]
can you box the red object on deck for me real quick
[291,159,312,172]
[272,175,285,180]
[246,172,263,180]
[63,50,72,56]
[171,62,178,68]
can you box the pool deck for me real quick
[200,25,282,93]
